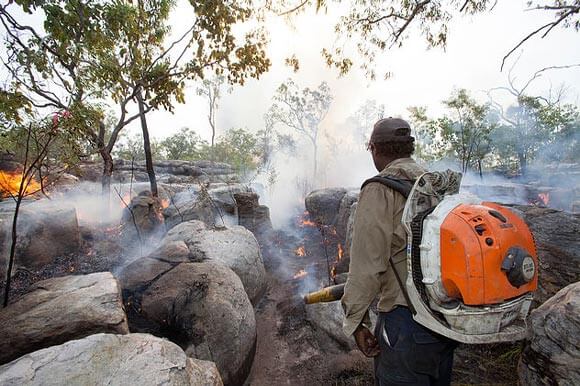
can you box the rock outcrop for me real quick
[518,282,580,386]
[120,191,165,241]
[0,272,128,365]
[0,202,80,277]
[162,221,266,304]
[75,159,238,185]
[305,188,348,225]
[120,260,256,386]
[0,333,223,386]
[234,191,273,235]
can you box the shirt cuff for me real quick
[342,309,371,337]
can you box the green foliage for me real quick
[409,89,495,173]
[408,105,446,162]
[0,89,32,130]
[205,128,261,174]
[491,96,580,172]
[315,0,493,79]
[272,1,580,78]
[160,127,207,160]
[114,133,163,162]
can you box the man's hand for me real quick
[353,325,380,357]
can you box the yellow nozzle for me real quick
[303,284,345,304]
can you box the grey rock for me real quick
[305,301,355,350]
[117,257,175,293]
[0,272,129,365]
[163,192,215,229]
[138,262,256,386]
[305,188,348,225]
[0,333,223,386]
[119,191,165,242]
[336,189,359,240]
[164,221,266,304]
[234,192,273,235]
[518,282,580,386]
[0,202,80,277]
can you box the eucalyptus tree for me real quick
[0,0,270,197]
[487,65,580,174]
[265,79,333,180]
[410,89,495,175]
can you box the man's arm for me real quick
[341,183,395,338]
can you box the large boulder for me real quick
[234,191,273,235]
[305,188,348,225]
[0,272,128,365]
[509,206,580,304]
[163,183,263,230]
[163,221,267,304]
[0,333,223,386]
[518,282,580,385]
[163,191,216,230]
[305,301,355,350]
[0,202,80,277]
[121,261,256,386]
[119,191,165,242]
[335,189,359,240]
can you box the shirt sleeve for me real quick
[341,183,394,337]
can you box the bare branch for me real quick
[501,6,580,71]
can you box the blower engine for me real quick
[402,171,538,343]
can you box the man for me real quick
[342,117,456,385]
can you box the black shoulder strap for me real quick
[360,174,417,315]
[361,175,414,198]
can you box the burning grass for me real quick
[0,171,42,198]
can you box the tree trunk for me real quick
[136,88,158,197]
[313,142,318,182]
[100,148,113,213]
[3,195,22,308]
[518,151,527,176]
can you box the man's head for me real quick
[367,117,415,171]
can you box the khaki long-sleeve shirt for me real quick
[342,157,426,337]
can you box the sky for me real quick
[140,0,580,144]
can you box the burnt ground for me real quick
[0,223,124,302]
[248,220,375,386]
[1,213,521,386]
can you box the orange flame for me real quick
[0,171,42,198]
[295,245,306,256]
[538,192,550,206]
[293,269,308,279]
[337,243,344,260]
[298,211,317,227]
[161,199,170,209]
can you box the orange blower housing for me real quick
[439,202,538,306]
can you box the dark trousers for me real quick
[374,307,456,385]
